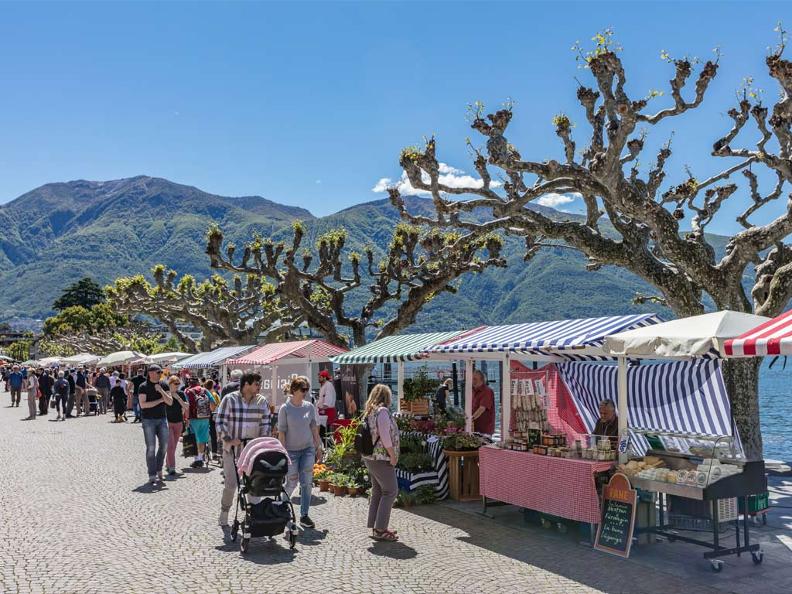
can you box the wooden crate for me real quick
[400,398,430,415]
[444,449,480,501]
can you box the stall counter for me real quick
[479,445,613,524]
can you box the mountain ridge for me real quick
[0,176,680,328]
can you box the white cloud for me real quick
[372,162,500,196]
[536,192,582,211]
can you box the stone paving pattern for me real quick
[0,388,731,594]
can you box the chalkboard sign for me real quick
[594,472,637,558]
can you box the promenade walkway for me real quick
[0,386,788,594]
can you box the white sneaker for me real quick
[218,510,229,526]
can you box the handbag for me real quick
[182,428,198,458]
[49,397,56,409]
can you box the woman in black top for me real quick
[165,375,189,477]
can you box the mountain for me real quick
[0,175,688,328]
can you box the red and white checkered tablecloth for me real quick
[479,446,613,524]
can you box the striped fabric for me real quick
[331,332,465,364]
[228,339,347,366]
[174,345,255,370]
[723,309,792,357]
[556,360,740,456]
[425,314,661,358]
[399,431,449,499]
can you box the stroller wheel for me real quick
[240,537,250,553]
[289,532,297,550]
[230,521,239,542]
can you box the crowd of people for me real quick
[2,361,405,545]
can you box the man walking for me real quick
[138,365,172,485]
[215,372,271,542]
[8,365,23,407]
[38,369,53,416]
[53,371,70,421]
[75,367,89,416]
[24,368,39,420]
[65,370,76,418]
[131,369,146,423]
[94,368,111,415]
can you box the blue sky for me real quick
[0,1,788,234]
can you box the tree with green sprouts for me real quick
[106,266,302,351]
[40,303,168,356]
[206,220,506,349]
[389,28,792,460]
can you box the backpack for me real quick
[354,411,381,456]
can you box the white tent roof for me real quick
[603,310,771,358]
[96,350,148,367]
[38,356,63,367]
[61,353,101,366]
[147,352,194,365]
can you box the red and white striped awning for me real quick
[722,309,792,357]
[227,339,347,366]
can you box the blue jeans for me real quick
[286,447,315,517]
[142,417,169,477]
[133,394,141,419]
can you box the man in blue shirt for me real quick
[8,365,23,407]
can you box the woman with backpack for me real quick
[361,384,400,542]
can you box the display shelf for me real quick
[630,477,704,500]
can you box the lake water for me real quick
[759,360,792,462]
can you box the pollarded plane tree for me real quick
[389,29,792,460]
[206,221,506,350]
[107,265,303,352]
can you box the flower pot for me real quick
[318,479,330,492]
[347,487,359,497]
[332,484,346,496]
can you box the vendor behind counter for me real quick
[593,398,618,445]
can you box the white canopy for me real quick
[61,353,101,366]
[603,310,771,359]
[38,356,64,367]
[147,352,193,365]
[96,350,148,367]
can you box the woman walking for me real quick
[165,375,189,477]
[186,377,212,468]
[111,373,129,422]
[204,379,221,463]
[277,376,323,529]
[361,384,400,541]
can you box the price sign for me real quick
[594,472,637,558]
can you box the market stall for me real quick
[601,310,771,570]
[60,353,100,367]
[171,345,255,382]
[423,314,663,528]
[96,350,148,374]
[227,339,347,408]
[147,351,193,367]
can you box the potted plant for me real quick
[401,367,440,415]
[314,465,331,492]
[347,479,361,497]
[331,473,347,496]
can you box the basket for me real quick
[738,491,770,515]
[667,497,738,530]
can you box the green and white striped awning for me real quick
[330,331,466,364]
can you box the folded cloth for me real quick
[237,437,291,477]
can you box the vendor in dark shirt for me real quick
[434,378,452,415]
[593,398,619,444]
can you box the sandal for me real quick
[371,528,398,541]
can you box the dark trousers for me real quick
[66,392,75,416]
[39,393,50,415]
[209,414,218,456]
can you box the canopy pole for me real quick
[617,356,629,464]
[502,353,511,442]
[464,359,473,433]
[396,361,404,414]
[271,365,277,406]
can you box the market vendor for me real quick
[316,369,337,428]
[593,398,619,444]
[471,370,495,435]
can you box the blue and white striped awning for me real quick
[424,314,661,359]
[172,345,256,370]
[557,360,741,456]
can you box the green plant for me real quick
[442,432,485,451]
[414,485,437,505]
[395,489,417,508]
[402,367,440,402]
[397,452,433,473]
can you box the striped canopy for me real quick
[174,345,255,370]
[425,314,661,358]
[228,339,347,366]
[722,309,792,357]
[557,360,740,456]
[331,331,466,364]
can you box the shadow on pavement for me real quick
[132,482,168,493]
[366,541,417,559]
[215,539,297,564]
[298,527,329,547]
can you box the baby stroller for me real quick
[230,437,298,553]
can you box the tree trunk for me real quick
[720,358,763,461]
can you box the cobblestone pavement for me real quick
[0,390,727,594]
